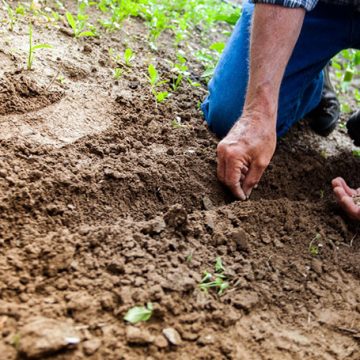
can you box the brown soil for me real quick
[1,5,360,360]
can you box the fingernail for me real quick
[239,194,246,201]
[245,189,252,199]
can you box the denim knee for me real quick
[201,95,241,138]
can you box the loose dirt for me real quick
[1,4,360,360]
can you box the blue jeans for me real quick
[201,2,360,138]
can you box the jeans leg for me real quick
[202,2,354,139]
[201,1,253,139]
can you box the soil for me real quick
[1,4,360,360]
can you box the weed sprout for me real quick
[27,24,52,70]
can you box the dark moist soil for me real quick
[1,4,360,360]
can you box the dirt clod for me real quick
[18,317,80,359]
[82,338,101,356]
[126,326,154,345]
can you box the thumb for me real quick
[242,162,266,198]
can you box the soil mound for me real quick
[0,73,63,116]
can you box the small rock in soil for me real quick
[202,196,214,210]
[82,338,101,356]
[231,228,250,252]
[18,317,80,359]
[197,333,215,346]
[154,335,168,348]
[126,326,154,345]
[162,327,182,346]
[261,232,272,244]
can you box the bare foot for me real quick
[332,177,360,221]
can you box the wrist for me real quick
[243,83,278,121]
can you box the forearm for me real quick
[243,5,305,123]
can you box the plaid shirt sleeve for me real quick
[250,0,319,11]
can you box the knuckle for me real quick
[256,159,269,169]
[247,179,259,188]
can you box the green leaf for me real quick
[352,150,360,158]
[215,257,224,273]
[78,31,95,37]
[343,68,354,82]
[124,303,153,324]
[209,42,225,54]
[32,44,52,51]
[124,48,134,65]
[16,5,25,15]
[201,68,214,79]
[156,91,169,103]
[148,64,158,85]
[65,11,76,32]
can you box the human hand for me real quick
[216,113,276,200]
[332,177,360,221]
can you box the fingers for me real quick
[332,177,357,196]
[333,185,360,220]
[242,162,266,198]
[224,159,246,200]
[217,144,248,200]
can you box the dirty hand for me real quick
[332,177,360,220]
[216,113,276,200]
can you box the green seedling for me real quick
[199,257,229,296]
[124,48,134,67]
[215,256,225,273]
[27,24,52,70]
[185,251,193,262]
[352,150,360,158]
[57,74,65,84]
[209,41,225,54]
[171,118,182,129]
[199,272,229,296]
[65,11,95,38]
[3,0,16,31]
[320,150,328,159]
[170,55,189,91]
[309,233,321,257]
[148,63,169,103]
[15,4,25,15]
[11,333,21,350]
[113,67,123,79]
[124,302,153,324]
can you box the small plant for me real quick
[148,63,169,103]
[185,251,193,262]
[215,256,225,273]
[171,118,182,129]
[57,74,65,84]
[113,67,123,80]
[65,11,95,38]
[199,257,229,296]
[124,303,153,324]
[309,233,322,257]
[3,0,16,31]
[27,24,52,70]
[352,149,360,158]
[11,333,21,350]
[124,48,134,67]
